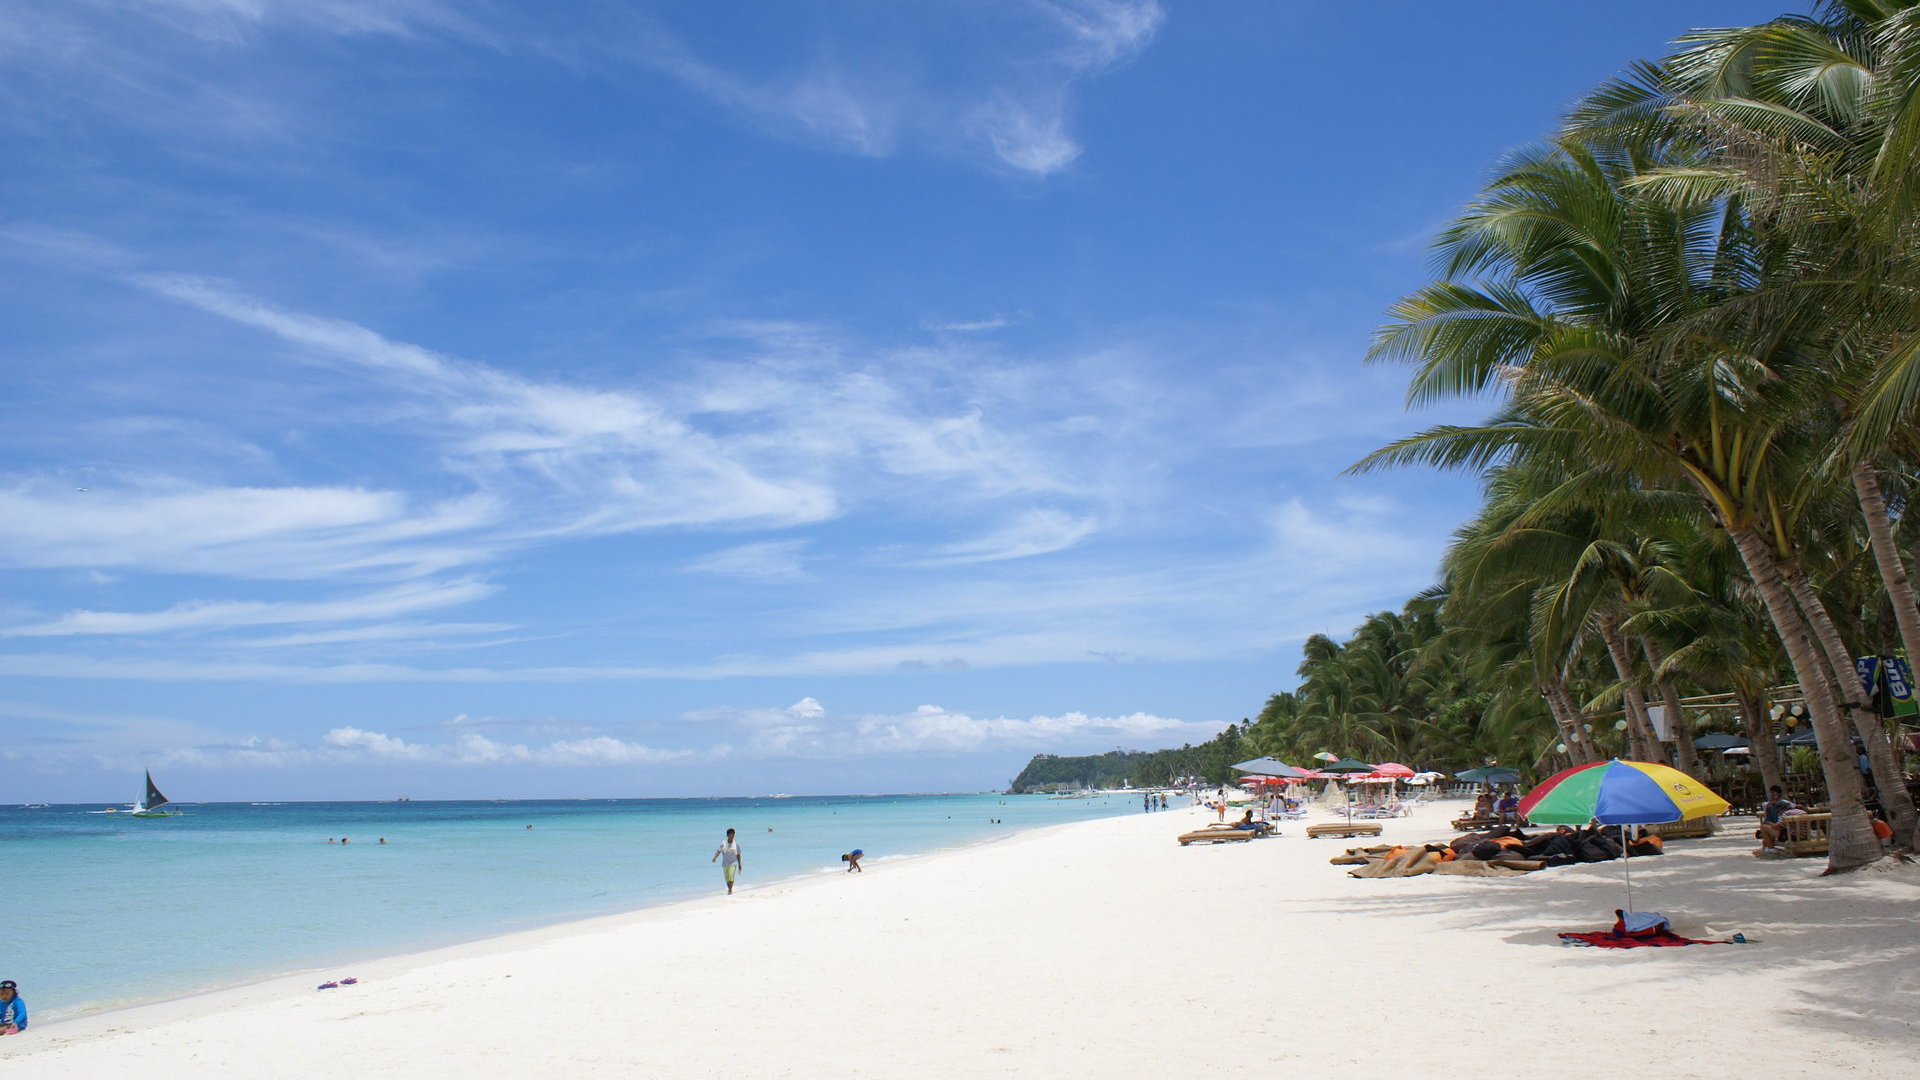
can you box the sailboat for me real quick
[129,770,180,817]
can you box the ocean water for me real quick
[3,792,1148,1021]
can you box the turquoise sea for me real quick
[4,792,1145,1021]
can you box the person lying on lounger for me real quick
[1230,810,1275,835]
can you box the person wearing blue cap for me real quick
[840,849,864,872]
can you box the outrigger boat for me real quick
[129,770,181,817]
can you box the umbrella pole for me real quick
[1624,826,1634,913]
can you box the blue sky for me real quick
[2,1,1787,802]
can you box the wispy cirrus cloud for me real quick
[682,540,812,583]
[853,703,1214,755]
[915,508,1100,566]
[0,482,499,580]
[604,0,1163,175]
[1,578,496,638]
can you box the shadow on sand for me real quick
[1308,825,1920,1046]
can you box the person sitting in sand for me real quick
[0,980,26,1035]
[1754,786,1795,853]
[841,849,864,872]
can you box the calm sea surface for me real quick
[4,792,1146,1020]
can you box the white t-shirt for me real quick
[715,840,740,867]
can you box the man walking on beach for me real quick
[712,827,742,895]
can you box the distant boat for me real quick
[129,770,181,818]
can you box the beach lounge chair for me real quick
[1775,812,1832,857]
[1177,826,1260,845]
[1306,821,1384,839]
[1448,814,1504,831]
[1644,817,1718,841]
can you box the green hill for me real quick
[1006,724,1249,793]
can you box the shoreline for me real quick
[7,800,1915,1078]
[13,802,1104,1027]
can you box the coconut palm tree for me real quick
[1571,4,1920,846]
[1355,131,1887,869]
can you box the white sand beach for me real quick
[5,800,1915,1079]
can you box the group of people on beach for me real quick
[1447,822,1662,865]
[710,827,866,896]
[1140,792,1169,812]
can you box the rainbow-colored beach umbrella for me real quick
[1519,760,1728,915]
[1519,759,1728,825]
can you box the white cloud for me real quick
[2,579,496,638]
[970,94,1081,175]
[0,482,498,580]
[321,725,690,767]
[916,508,1100,565]
[609,0,1162,176]
[926,316,1009,333]
[682,540,811,583]
[234,621,516,649]
[133,274,841,536]
[854,704,1218,755]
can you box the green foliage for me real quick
[1007,725,1250,793]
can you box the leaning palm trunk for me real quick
[1852,462,1920,685]
[1641,638,1699,776]
[1656,677,1700,777]
[1597,615,1658,760]
[1852,462,1920,839]
[1780,568,1919,852]
[1548,680,1601,763]
[1737,691,1786,801]
[1724,525,1880,870]
[1541,678,1595,764]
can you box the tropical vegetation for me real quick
[1018,4,1920,874]
[1257,0,1920,873]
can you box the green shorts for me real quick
[723,864,738,884]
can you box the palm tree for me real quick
[1354,132,1887,869]
[1573,3,1920,846]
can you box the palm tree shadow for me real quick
[1314,830,1920,1045]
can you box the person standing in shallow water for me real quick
[712,827,742,895]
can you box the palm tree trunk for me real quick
[1547,679,1600,762]
[1723,524,1880,870]
[1780,566,1918,852]
[1597,614,1658,760]
[1737,691,1786,800]
[1851,460,1920,678]
[1640,638,1699,776]
[1541,678,1592,764]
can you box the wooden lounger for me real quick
[1645,817,1717,840]
[1777,812,1832,857]
[1306,821,1384,839]
[1449,815,1506,831]
[1178,827,1259,845]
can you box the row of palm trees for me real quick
[1267,2,1920,872]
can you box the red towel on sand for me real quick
[1558,930,1727,948]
